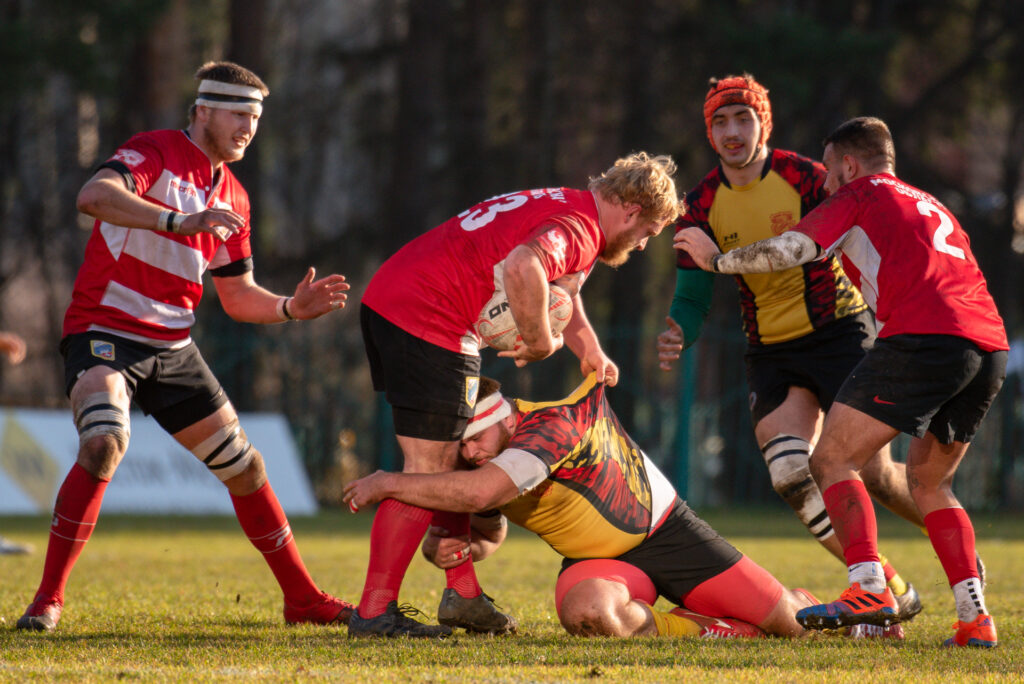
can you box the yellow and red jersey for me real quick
[676,149,866,346]
[498,375,677,559]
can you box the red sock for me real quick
[231,481,319,607]
[35,463,109,605]
[822,480,879,567]
[358,499,433,617]
[924,507,978,586]
[432,510,482,599]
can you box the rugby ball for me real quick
[476,284,573,352]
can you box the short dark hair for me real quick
[478,377,502,402]
[823,117,896,172]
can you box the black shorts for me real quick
[836,334,1007,444]
[559,500,742,600]
[360,304,481,441]
[61,332,227,434]
[745,311,875,424]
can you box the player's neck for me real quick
[185,124,228,171]
[719,149,768,188]
[591,189,607,236]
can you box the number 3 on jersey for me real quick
[917,200,965,259]
[459,192,529,231]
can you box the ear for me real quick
[622,202,643,223]
[843,153,859,179]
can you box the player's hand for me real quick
[673,227,721,271]
[342,470,389,512]
[0,331,26,365]
[421,525,472,569]
[288,267,350,319]
[581,349,619,387]
[177,207,246,241]
[657,317,684,371]
[497,332,564,368]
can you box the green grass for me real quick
[1,508,1022,682]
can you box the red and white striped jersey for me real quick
[63,130,253,346]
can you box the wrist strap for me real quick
[276,296,296,322]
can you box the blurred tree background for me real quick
[1,0,1022,509]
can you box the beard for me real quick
[599,231,636,267]
[199,125,247,164]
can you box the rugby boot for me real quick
[796,582,899,630]
[669,608,765,639]
[16,596,63,632]
[348,601,452,638]
[943,613,997,648]
[437,588,518,635]
[893,583,923,623]
[284,591,354,625]
[846,623,906,640]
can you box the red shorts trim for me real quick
[554,559,657,616]
[682,555,783,626]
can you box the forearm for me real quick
[561,295,601,359]
[668,269,713,350]
[468,511,508,561]
[213,275,291,324]
[503,246,556,352]
[375,469,515,512]
[77,175,177,231]
[712,232,821,274]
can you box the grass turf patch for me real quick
[1,508,1022,682]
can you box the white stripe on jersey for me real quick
[640,450,677,535]
[144,168,209,213]
[85,324,192,349]
[100,281,195,329]
[102,223,209,284]
[827,225,881,310]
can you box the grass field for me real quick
[1,507,1022,682]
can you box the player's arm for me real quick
[657,268,713,371]
[212,267,349,324]
[76,168,244,240]
[500,244,563,363]
[343,463,520,513]
[421,511,508,569]
[673,228,821,274]
[560,294,618,386]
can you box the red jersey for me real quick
[795,174,1007,351]
[63,130,253,346]
[362,188,605,354]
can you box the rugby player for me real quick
[16,62,353,631]
[675,116,1006,648]
[351,154,683,637]
[656,74,924,624]
[345,375,827,639]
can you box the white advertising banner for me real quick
[0,409,317,515]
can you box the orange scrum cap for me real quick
[703,74,773,152]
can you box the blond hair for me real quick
[588,152,685,224]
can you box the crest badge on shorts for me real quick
[90,340,115,361]
[465,376,479,409]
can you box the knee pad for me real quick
[190,421,255,481]
[74,392,130,451]
[761,434,833,541]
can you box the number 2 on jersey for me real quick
[917,200,965,259]
[459,192,529,231]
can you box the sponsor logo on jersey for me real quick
[90,340,115,361]
[538,228,569,264]
[465,376,479,408]
[112,148,145,167]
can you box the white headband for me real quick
[463,394,512,440]
[195,79,264,115]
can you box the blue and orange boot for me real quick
[796,582,899,630]
[943,614,997,648]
